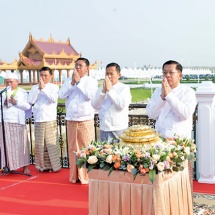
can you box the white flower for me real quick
[169,145,176,150]
[87,156,98,164]
[123,147,130,154]
[144,152,150,158]
[156,162,165,171]
[127,164,135,173]
[152,154,160,161]
[176,145,183,151]
[106,155,113,164]
[192,147,197,153]
[104,148,113,155]
[184,147,190,155]
[88,145,94,150]
[173,152,178,157]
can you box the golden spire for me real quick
[29,32,33,41]
[66,37,70,45]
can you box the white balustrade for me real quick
[196,81,215,183]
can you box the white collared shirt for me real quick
[146,84,197,138]
[58,76,98,121]
[92,82,132,131]
[0,88,31,125]
[28,83,59,122]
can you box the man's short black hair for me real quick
[162,60,183,73]
[75,57,90,67]
[39,66,52,75]
[106,62,121,73]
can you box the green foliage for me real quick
[87,164,96,172]
[122,80,148,84]
[58,98,66,103]
[151,80,161,84]
[149,170,156,184]
[186,75,190,81]
[180,80,202,83]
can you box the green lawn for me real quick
[58,88,152,104]
[18,77,207,104]
[130,88,152,102]
[20,82,153,103]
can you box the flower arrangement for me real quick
[75,137,196,183]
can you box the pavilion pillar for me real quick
[37,70,40,82]
[59,70,62,83]
[196,81,215,184]
[33,70,37,83]
[29,70,32,83]
[20,70,23,84]
[51,70,54,83]
[67,70,70,78]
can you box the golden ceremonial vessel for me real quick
[120,125,161,145]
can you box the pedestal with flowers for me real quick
[75,126,196,215]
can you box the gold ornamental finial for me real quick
[29,32,33,41]
[66,37,70,45]
[19,52,24,61]
[48,34,55,43]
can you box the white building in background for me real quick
[1,67,212,83]
[88,67,212,80]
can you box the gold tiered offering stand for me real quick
[120,125,161,146]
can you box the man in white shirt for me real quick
[28,67,61,172]
[0,72,31,174]
[92,62,132,143]
[146,60,197,194]
[146,60,197,139]
[58,57,98,184]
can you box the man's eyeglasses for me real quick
[162,71,179,76]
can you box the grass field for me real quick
[57,87,152,104]
[130,88,152,102]
[19,83,152,103]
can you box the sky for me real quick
[0,0,215,68]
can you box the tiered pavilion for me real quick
[0,33,98,84]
